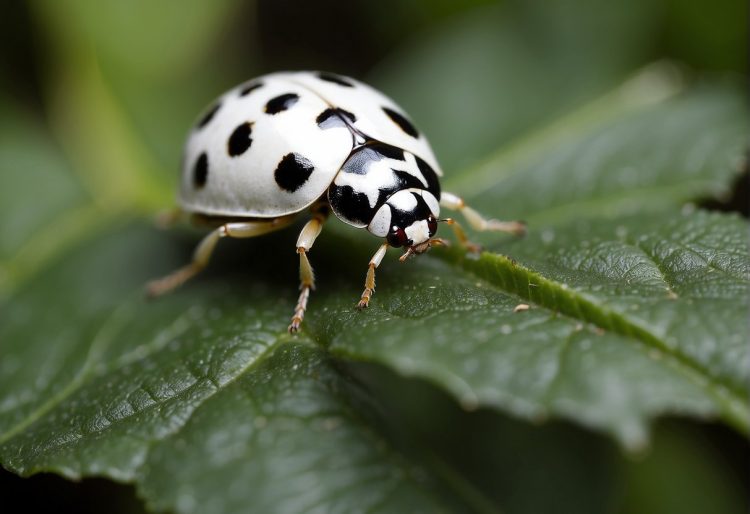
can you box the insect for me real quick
[147,71,525,332]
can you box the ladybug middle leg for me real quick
[356,243,389,309]
[439,192,526,252]
[288,203,330,333]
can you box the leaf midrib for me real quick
[439,248,750,434]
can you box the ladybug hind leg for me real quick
[439,192,526,253]
[146,215,296,298]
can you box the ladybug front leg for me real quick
[288,206,329,333]
[439,192,526,252]
[146,216,295,298]
[357,243,389,309]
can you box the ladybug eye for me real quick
[427,215,438,237]
[387,227,410,247]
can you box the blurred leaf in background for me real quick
[0,0,747,513]
[371,0,659,171]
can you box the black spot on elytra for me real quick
[227,122,253,157]
[274,153,314,192]
[316,108,357,129]
[382,107,419,138]
[316,109,340,128]
[240,82,263,96]
[415,156,441,197]
[317,72,355,87]
[196,102,221,129]
[265,93,300,114]
[193,153,208,188]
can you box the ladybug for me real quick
[148,71,525,332]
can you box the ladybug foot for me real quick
[486,219,526,237]
[288,285,311,334]
[288,318,302,333]
[357,290,372,310]
[357,248,384,310]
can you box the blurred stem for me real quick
[47,51,173,211]
[0,44,170,297]
[447,61,686,197]
[31,1,173,212]
[0,4,181,297]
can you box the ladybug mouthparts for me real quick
[399,238,449,262]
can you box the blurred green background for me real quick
[0,0,747,513]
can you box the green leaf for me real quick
[32,0,242,79]
[2,1,749,509]
[321,210,749,448]
[456,81,748,226]
[0,225,488,513]
[371,0,660,171]
[138,345,455,514]
[1,208,746,511]
[0,100,87,261]
[619,423,748,514]
[28,0,250,209]
[0,98,97,299]
[1,71,746,510]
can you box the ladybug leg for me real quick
[146,216,295,298]
[288,205,329,333]
[439,218,481,254]
[439,192,526,252]
[357,243,389,309]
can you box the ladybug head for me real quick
[368,190,442,256]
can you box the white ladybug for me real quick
[148,71,525,332]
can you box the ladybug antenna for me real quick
[398,237,449,262]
